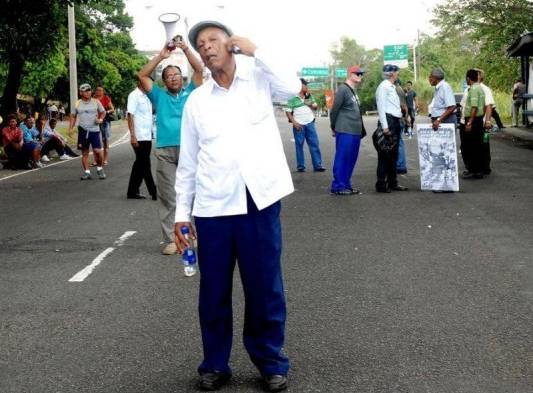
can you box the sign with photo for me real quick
[416,123,459,192]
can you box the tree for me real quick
[0,0,141,122]
[432,0,533,91]
[330,38,385,111]
[0,0,71,118]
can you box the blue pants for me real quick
[293,121,323,170]
[194,192,289,377]
[396,135,407,172]
[331,132,361,192]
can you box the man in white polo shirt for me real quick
[284,78,325,172]
[126,82,157,199]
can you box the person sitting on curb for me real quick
[47,118,78,158]
[2,114,27,169]
[19,116,43,168]
[35,115,71,161]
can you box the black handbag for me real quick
[372,122,397,153]
[105,111,116,122]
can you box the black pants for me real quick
[127,140,156,196]
[376,114,401,190]
[3,145,30,169]
[461,117,484,174]
[492,108,504,129]
[41,138,65,157]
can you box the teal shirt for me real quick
[147,82,196,148]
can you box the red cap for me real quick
[348,65,364,75]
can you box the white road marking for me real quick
[68,247,115,282]
[68,230,136,282]
[0,130,130,182]
[114,230,137,246]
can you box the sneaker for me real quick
[34,160,44,168]
[97,168,106,179]
[162,242,177,255]
[59,154,71,160]
[80,172,92,180]
[41,155,50,162]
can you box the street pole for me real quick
[68,3,78,115]
[413,42,417,83]
[416,29,421,82]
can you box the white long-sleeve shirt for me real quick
[376,79,401,129]
[174,48,301,222]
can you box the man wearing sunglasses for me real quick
[329,65,366,195]
[137,37,203,255]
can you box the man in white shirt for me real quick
[126,82,157,199]
[174,20,300,392]
[284,78,325,172]
[375,64,408,193]
[428,68,457,130]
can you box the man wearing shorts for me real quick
[94,85,115,165]
[68,83,107,180]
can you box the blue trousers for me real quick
[331,132,361,192]
[194,192,289,376]
[293,121,323,170]
[396,135,407,172]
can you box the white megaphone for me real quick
[159,13,182,50]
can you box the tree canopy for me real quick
[0,0,145,122]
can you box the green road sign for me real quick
[307,82,324,90]
[383,44,408,68]
[301,67,329,77]
[335,68,347,78]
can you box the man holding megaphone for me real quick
[137,27,203,256]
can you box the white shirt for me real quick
[480,83,495,107]
[431,79,456,117]
[174,48,301,222]
[376,79,401,129]
[127,88,153,141]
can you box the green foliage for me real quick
[0,0,144,117]
[330,39,385,111]
[432,0,532,91]
[20,48,68,99]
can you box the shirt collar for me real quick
[209,63,252,92]
[436,79,445,90]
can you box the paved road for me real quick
[1,115,532,392]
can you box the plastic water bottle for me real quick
[180,226,197,277]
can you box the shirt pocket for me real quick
[197,115,223,143]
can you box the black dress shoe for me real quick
[313,167,326,172]
[391,185,408,191]
[127,193,146,199]
[262,375,287,392]
[198,372,231,391]
[376,187,392,193]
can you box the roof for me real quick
[507,31,533,57]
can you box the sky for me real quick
[125,0,441,74]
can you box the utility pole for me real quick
[68,3,78,115]
[416,29,421,82]
[413,42,417,82]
